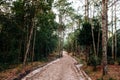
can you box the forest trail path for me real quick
[22,51,91,80]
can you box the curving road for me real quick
[22,51,91,80]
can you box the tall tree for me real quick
[23,0,36,66]
[114,0,117,60]
[102,0,108,75]
[90,2,96,56]
[85,0,89,20]
[111,4,114,60]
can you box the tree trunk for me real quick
[90,4,96,56]
[85,0,89,20]
[23,19,34,66]
[57,31,61,56]
[111,5,114,59]
[114,0,117,60]
[58,14,62,57]
[102,0,108,75]
[86,0,89,19]
[32,22,36,62]
[92,28,96,55]
[32,0,37,61]
[62,30,65,55]
[86,45,90,62]
[97,27,100,56]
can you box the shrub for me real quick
[117,58,120,65]
[107,57,114,65]
[88,55,100,71]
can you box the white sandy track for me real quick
[22,51,91,80]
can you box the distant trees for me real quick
[107,29,120,64]
[65,18,102,58]
[54,0,75,56]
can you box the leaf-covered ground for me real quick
[0,62,43,80]
[0,53,57,80]
[83,65,120,80]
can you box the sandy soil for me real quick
[22,51,90,80]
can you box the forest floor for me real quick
[83,65,120,80]
[74,54,120,80]
[22,51,91,80]
[0,53,57,80]
[1,52,120,80]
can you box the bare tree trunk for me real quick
[62,30,65,55]
[85,0,89,20]
[102,0,108,75]
[91,26,96,55]
[58,31,61,56]
[58,14,62,57]
[85,0,87,18]
[97,28,100,56]
[32,22,36,62]
[86,0,89,19]
[23,22,34,66]
[75,39,78,55]
[90,3,96,56]
[114,1,117,60]
[111,5,114,59]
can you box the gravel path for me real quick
[22,51,91,80]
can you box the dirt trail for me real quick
[22,51,91,80]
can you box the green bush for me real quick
[117,58,120,65]
[107,57,114,65]
[88,55,100,71]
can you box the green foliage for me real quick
[107,57,114,65]
[0,0,59,70]
[64,29,80,52]
[88,55,100,71]
[116,29,120,57]
[78,21,92,46]
[33,11,58,59]
[107,29,120,60]
[117,58,120,65]
[78,19,102,47]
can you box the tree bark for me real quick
[23,22,34,66]
[32,21,36,62]
[85,0,89,20]
[111,5,114,59]
[97,27,100,56]
[58,14,62,57]
[114,1,117,60]
[86,0,89,19]
[102,0,108,75]
[23,0,37,66]
[90,4,96,56]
